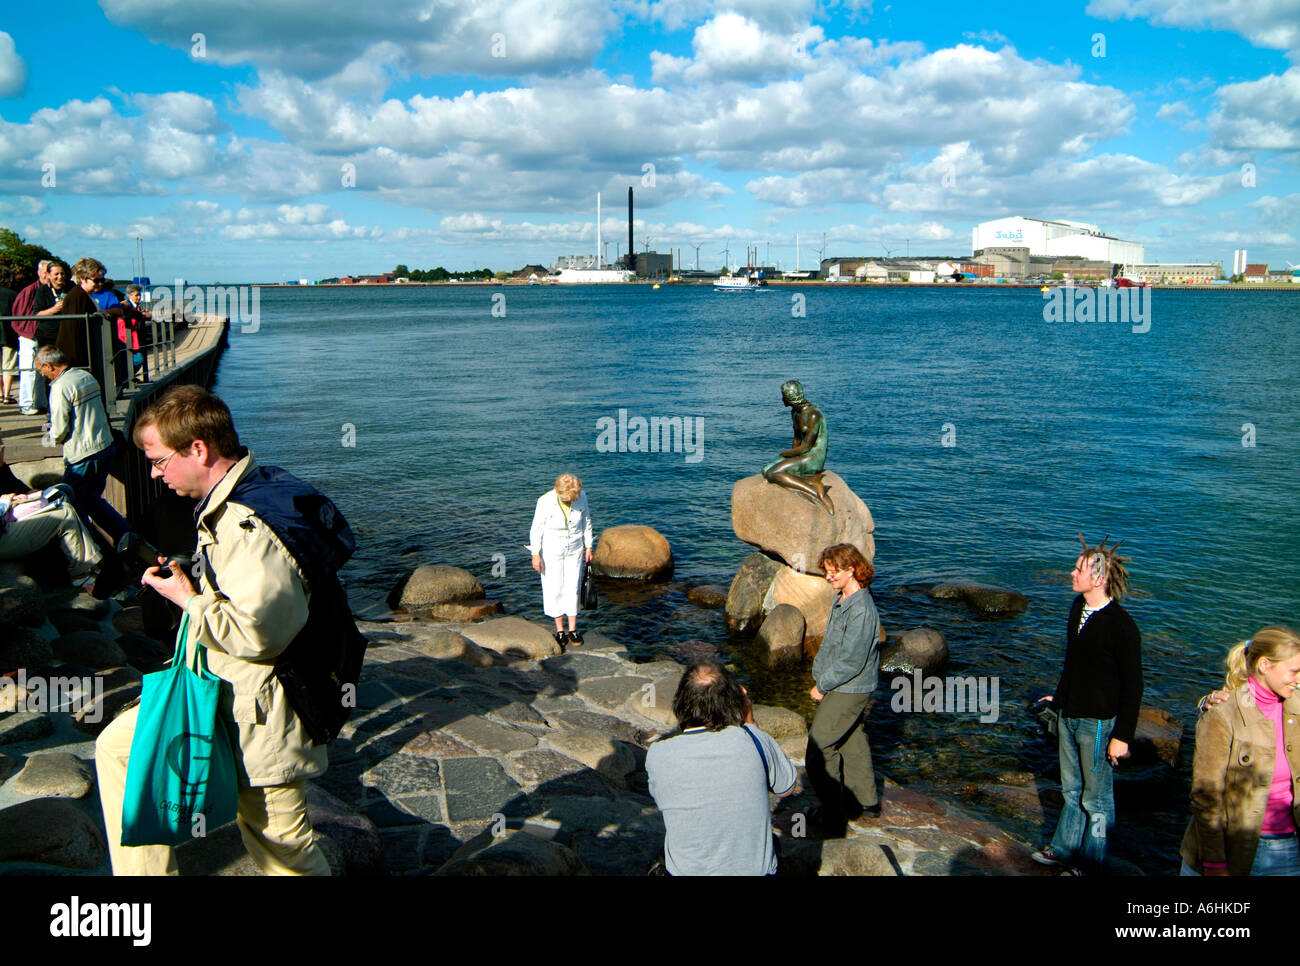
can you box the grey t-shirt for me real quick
[645,724,797,876]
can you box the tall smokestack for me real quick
[628,186,634,272]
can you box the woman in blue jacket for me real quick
[806,542,885,836]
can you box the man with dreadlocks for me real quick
[1033,534,1143,875]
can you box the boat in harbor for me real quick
[714,271,768,291]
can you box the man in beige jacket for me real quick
[95,385,330,875]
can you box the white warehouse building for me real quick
[972,216,1144,265]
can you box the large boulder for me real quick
[0,626,55,677]
[0,564,46,626]
[590,525,673,581]
[51,631,128,670]
[389,564,484,613]
[731,471,875,569]
[925,582,1028,618]
[752,604,805,669]
[686,584,729,608]
[435,828,588,876]
[0,798,107,870]
[460,616,562,660]
[752,704,808,740]
[880,627,949,675]
[10,752,95,799]
[725,552,782,633]
[764,565,836,638]
[406,630,496,668]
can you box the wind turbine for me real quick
[692,242,706,271]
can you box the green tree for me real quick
[0,227,57,282]
[392,263,410,278]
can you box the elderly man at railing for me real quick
[34,344,131,545]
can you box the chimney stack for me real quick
[628,187,634,273]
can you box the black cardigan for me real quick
[1053,595,1144,743]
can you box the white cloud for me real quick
[98,0,618,80]
[0,31,26,97]
[1086,0,1300,57]
[962,29,1008,46]
[1206,67,1300,156]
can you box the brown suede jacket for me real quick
[1180,684,1300,875]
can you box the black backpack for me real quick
[204,465,368,746]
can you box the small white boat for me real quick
[714,272,767,291]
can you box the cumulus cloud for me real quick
[99,0,617,80]
[1206,67,1300,157]
[1087,0,1300,58]
[0,31,26,97]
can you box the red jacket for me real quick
[10,281,39,339]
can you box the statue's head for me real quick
[781,380,805,405]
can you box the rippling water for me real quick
[211,284,1299,869]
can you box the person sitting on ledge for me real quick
[0,430,103,585]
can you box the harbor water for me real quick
[210,283,1299,870]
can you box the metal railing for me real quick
[2,310,183,412]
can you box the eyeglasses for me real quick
[823,568,842,580]
[149,450,179,471]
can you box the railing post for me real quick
[168,320,176,368]
[149,318,159,378]
[98,313,118,409]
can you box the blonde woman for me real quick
[1181,626,1300,876]
[528,473,593,648]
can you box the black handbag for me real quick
[580,563,598,610]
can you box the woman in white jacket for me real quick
[529,472,594,648]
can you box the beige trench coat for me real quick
[182,452,328,787]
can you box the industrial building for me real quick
[1127,263,1223,284]
[972,216,1144,264]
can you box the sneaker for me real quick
[19,408,38,416]
[1031,847,1068,867]
[566,630,584,647]
[1059,867,1084,876]
[553,631,567,651]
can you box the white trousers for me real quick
[17,337,45,411]
[540,546,584,618]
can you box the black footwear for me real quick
[853,802,882,821]
[566,630,584,647]
[804,806,847,839]
[553,631,567,651]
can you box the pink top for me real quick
[1249,675,1296,835]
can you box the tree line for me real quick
[390,264,497,282]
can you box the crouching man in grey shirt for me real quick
[646,660,799,875]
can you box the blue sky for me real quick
[0,0,1296,279]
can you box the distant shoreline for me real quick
[245,280,1300,291]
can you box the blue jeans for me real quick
[1181,833,1300,876]
[1049,715,1115,873]
[64,444,130,543]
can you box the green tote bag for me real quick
[120,613,239,846]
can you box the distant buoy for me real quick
[653,283,660,290]
[1040,286,1049,293]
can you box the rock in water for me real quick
[731,471,875,569]
[1130,707,1182,768]
[753,604,805,669]
[686,584,729,608]
[590,525,673,581]
[926,582,1028,618]
[725,552,782,633]
[389,564,485,612]
[435,828,588,876]
[880,627,949,674]
[764,566,836,638]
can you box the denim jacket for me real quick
[812,588,882,694]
